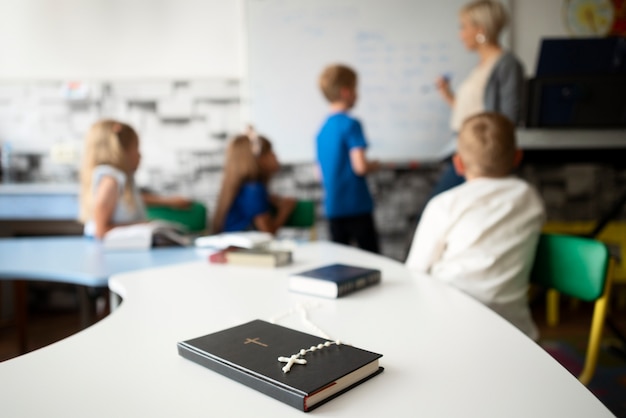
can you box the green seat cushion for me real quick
[531,233,610,301]
[285,200,315,228]
[146,202,207,233]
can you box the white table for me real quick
[0,242,613,417]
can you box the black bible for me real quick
[177,320,383,412]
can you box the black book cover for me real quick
[177,320,383,412]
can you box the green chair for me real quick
[284,200,317,240]
[531,233,614,385]
[146,201,208,233]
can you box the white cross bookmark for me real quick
[278,355,307,373]
[277,340,341,373]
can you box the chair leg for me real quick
[579,262,614,386]
[579,294,610,385]
[14,280,28,354]
[77,286,93,329]
[606,317,626,362]
[102,288,111,318]
[617,286,626,310]
[547,289,560,327]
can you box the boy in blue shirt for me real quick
[316,64,380,253]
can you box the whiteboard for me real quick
[244,0,511,163]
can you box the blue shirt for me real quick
[316,113,374,219]
[223,182,270,232]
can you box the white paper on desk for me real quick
[194,231,272,250]
[103,225,152,250]
[104,221,191,250]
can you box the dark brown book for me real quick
[177,320,383,412]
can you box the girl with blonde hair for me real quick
[79,119,190,238]
[211,128,296,234]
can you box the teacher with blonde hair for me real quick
[430,0,524,197]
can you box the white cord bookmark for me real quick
[270,303,344,373]
[269,302,332,340]
[278,341,342,373]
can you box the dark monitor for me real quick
[525,76,626,128]
[535,37,626,77]
[525,37,626,128]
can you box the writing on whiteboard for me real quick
[246,0,487,162]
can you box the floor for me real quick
[0,283,107,361]
[1,283,625,414]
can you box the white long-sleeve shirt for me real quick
[406,177,545,340]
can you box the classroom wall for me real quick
[0,0,570,79]
[0,0,242,79]
[2,1,622,261]
[511,0,569,75]
[0,79,242,215]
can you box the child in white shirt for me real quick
[406,112,545,340]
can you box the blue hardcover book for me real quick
[288,263,381,298]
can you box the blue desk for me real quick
[0,184,83,237]
[0,236,203,286]
[0,236,205,353]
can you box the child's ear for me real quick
[513,149,523,168]
[339,87,352,100]
[452,154,465,176]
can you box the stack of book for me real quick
[194,231,273,250]
[209,247,292,268]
